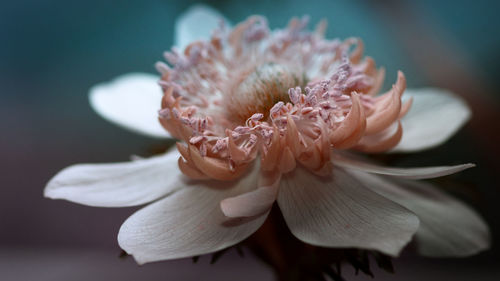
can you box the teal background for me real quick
[1,0,499,280]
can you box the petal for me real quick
[118,164,268,264]
[329,92,366,149]
[355,121,403,153]
[175,4,230,50]
[365,71,405,135]
[277,166,419,256]
[89,73,171,139]
[188,144,250,181]
[332,152,475,180]
[392,88,471,152]
[44,149,181,207]
[220,172,281,218]
[349,170,491,257]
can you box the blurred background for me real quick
[1,0,499,280]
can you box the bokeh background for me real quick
[1,0,499,280]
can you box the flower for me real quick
[45,5,489,265]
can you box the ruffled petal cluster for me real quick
[157,15,412,181]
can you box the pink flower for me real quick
[45,5,489,264]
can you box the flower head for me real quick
[158,15,408,182]
[45,5,489,266]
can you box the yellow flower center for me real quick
[225,63,307,124]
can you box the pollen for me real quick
[225,63,307,123]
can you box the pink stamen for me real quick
[155,15,409,180]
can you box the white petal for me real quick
[277,166,419,256]
[350,170,491,257]
[220,173,281,218]
[44,149,181,207]
[89,73,170,139]
[118,164,267,264]
[175,4,230,50]
[332,152,475,180]
[392,88,471,152]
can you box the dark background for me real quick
[1,0,499,280]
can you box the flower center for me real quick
[225,63,307,124]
